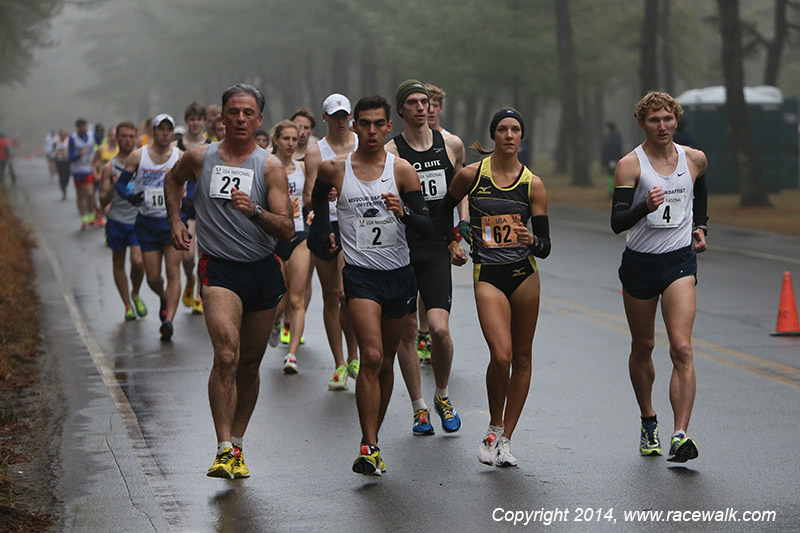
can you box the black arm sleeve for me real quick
[307,179,334,256]
[399,190,433,235]
[693,174,708,233]
[528,215,551,259]
[435,192,459,244]
[610,187,650,234]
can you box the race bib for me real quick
[482,214,521,248]
[209,165,254,199]
[647,194,686,229]
[356,216,397,250]
[145,187,165,210]
[418,169,446,201]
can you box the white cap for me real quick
[174,124,186,135]
[322,93,351,116]
[153,113,175,128]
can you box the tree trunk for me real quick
[555,0,591,186]
[764,0,789,85]
[660,0,674,94]
[717,0,772,207]
[640,0,660,95]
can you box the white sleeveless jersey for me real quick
[286,162,305,232]
[134,145,180,218]
[337,152,410,270]
[317,133,357,222]
[626,143,694,254]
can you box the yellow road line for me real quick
[543,295,800,390]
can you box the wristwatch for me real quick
[249,204,263,221]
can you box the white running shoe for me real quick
[495,437,518,467]
[283,354,298,374]
[269,325,281,348]
[478,429,501,465]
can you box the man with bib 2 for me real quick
[116,113,183,341]
[308,95,432,476]
[611,91,708,463]
[436,108,551,468]
[165,84,294,479]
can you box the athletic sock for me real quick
[412,398,427,412]
[217,441,232,454]
[488,425,504,438]
[641,415,658,428]
[435,387,449,399]
[231,436,243,448]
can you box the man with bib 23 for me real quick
[165,84,294,479]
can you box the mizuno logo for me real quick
[512,268,526,277]
[477,186,491,194]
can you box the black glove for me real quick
[129,191,144,206]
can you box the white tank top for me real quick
[286,162,305,233]
[626,143,694,254]
[134,145,180,218]
[317,133,358,222]
[337,152,410,270]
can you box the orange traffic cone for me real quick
[770,271,800,336]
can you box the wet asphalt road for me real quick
[9,159,800,532]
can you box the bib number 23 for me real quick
[209,165,254,200]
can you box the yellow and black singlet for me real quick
[468,156,534,265]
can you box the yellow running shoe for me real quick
[182,279,195,307]
[352,444,383,476]
[232,444,250,479]
[207,447,235,479]
[192,297,204,315]
[347,359,360,380]
[328,365,348,391]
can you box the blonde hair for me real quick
[271,120,298,154]
[635,91,683,122]
[425,83,446,104]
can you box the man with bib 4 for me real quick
[308,95,432,476]
[165,84,294,479]
[611,91,708,464]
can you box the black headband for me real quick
[489,108,525,140]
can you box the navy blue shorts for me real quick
[619,245,697,300]
[135,213,187,252]
[274,231,307,261]
[105,218,139,251]
[198,253,285,312]
[410,246,452,312]
[342,263,417,319]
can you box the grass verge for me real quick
[0,183,53,531]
